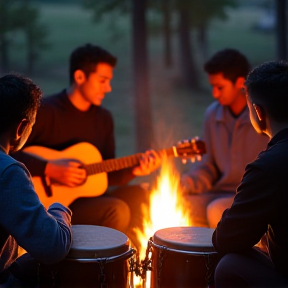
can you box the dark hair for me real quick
[245,60,288,123]
[204,48,251,83]
[0,74,42,134]
[69,43,117,84]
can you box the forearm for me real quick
[181,161,219,194]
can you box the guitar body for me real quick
[24,143,108,208]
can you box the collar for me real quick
[0,145,7,154]
[268,128,288,148]
[215,104,250,124]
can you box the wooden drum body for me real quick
[149,227,219,288]
[40,225,135,288]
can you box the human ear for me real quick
[253,103,267,132]
[253,103,264,121]
[15,119,29,140]
[74,70,86,85]
[235,77,245,90]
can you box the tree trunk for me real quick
[0,35,9,71]
[275,0,287,60]
[197,23,208,62]
[132,0,153,152]
[162,0,172,68]
[178,7,199,89]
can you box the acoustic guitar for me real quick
[23,139,206,208]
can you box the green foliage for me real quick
[0,0,50,72]
[82,0,238,30]
[82,0,130,22]
[173,0,238,26]
[14,1,50,49]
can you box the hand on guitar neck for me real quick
[131,149,164,176]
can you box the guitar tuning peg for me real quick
[190,157,196,163]
[182,158,187,164]
[196,155,202,161]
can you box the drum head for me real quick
[67,225,130,259]
[153,226,215,252]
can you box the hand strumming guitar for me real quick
[45,159,87,187]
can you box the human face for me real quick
[79,63,113,106]
[208,73,242,107]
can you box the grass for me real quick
[5,2,276,166]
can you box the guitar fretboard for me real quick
[85,148,175,176]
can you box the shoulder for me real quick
[0,153,28,177]
[0,152,18,169]
[205,101,221,115]
[250,140,288,175]
[203,101,222,121]
[41,90,66,109]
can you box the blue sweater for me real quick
[0,151,72,273]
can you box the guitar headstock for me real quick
[174,137,206,158]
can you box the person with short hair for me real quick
[180,49,268,228]
[12,43,162,248]
[212,60,288,288]
[0,74,72,286]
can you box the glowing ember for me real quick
[133,158,192,287]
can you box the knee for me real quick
[207,202,223,228]
[184,195,209,227]
[207,197,233,228]
[214,254,243,288]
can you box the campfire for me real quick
[133,157,192,287]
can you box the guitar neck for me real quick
[85,148,176,176]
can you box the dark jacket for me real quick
[213,128,288,278]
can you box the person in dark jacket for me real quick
[212,60,288,287]
[0,74,72,286]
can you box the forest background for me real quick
[0,0,286,181]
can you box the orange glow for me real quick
[133,158,192,287]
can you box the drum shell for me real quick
[150,242,219,288]
[149,227,220,288]
[39,225,135,288]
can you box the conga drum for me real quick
[148,227,219,288]
[40,225,136,288]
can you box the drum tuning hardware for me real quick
[135,238,153,280]
[97,258,107,288]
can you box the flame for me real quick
[133,158,192,287]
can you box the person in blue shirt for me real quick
[0,74,72,286]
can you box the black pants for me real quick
[214,248,288,288]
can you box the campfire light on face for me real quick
[134,158,192,286]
